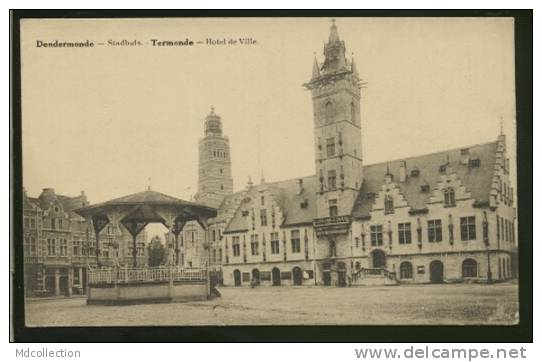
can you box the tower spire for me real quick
[351,52,358,75]
[312,53,321,79]
[328,18,340,44]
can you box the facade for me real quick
[22,188,147,297]
[180,20,518,287]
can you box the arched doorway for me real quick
[337,261,347,287]
[371,249,386,268]
[462,258,478,278]
[251,268,260,285]
[430,260,444,283]
[233,269,241,286]
[292,267,303,286]
[322,262,332,286]
[45,275,56,295]
[399,261,413,280]
[59,276,70,296]
[272,267,281,286]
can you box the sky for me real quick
[21,17,517,215]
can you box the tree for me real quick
[147,235,166,267]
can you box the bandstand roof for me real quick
[74,189,217,221]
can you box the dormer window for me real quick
[439,164,448,173]
[300,200,308,209]
[444,187,456,207]
[241,210,249,217]
[420,184,430,193]
[367,192,376,200]
[410,168,420,177]
[384,196,394,215]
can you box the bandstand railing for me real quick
[88,266,207,284]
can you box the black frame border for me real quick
[10,9,533,343]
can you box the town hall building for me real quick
[181,20,518,287]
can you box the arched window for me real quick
[462,258,478,278]
[400,262,413,279]
[350,101,356,122]
[384,196,394,214]
[444,188,456,207]
[325,101,334,123]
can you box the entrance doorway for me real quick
[59,276,70,296]
[292,267,303,286]
[371,249,386,268]
[337,261,347,287]
[251,268,260,285]
[430,260,444,283]
[45,276,56,295]
[233,269,241,286]
[323,272,331,286]
[272,267,281,286]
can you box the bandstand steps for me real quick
[351,268,399,286]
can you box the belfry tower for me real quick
[194,107,234,208]
[304,20,364,218]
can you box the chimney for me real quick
[399,161,407,182]
[296,179,304,195]
[460,148,470,165]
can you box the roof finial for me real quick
[147,177,152,191]
[210,105,215,114]
[386,162,390,175]
[499,115,504,136]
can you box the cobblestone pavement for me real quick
[25,282,519,326]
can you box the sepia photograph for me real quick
[11,12,531,339]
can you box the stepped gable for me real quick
[223,175,318,233]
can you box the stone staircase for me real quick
[351,268,398,286]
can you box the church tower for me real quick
[194,107,234,208]
[304,20,363,218]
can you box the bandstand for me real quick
[74,189,217,304]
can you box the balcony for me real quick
[24,256,41,264]
[313,215,351,237]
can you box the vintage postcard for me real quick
[17,16,520,329]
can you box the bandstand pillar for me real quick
[91,215,109,268]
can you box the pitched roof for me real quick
[57,194,89,213]
[223,197,250,233]
[223,175,317,233]
[74,189,217,219]
[267,175,317,226]
[23,194,39,210]
[351,141,498,219]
